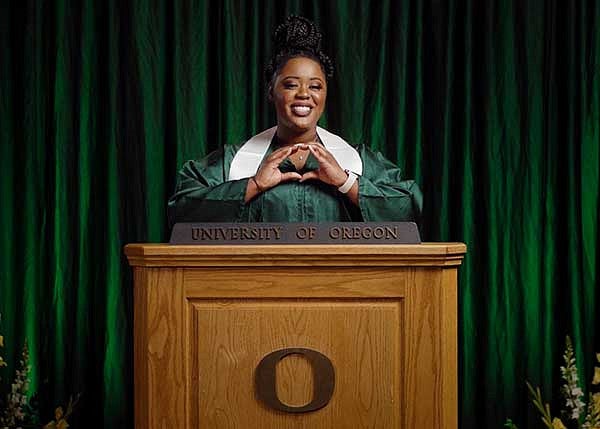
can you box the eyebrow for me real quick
[282,76,324,82]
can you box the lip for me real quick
[290,104,314,117]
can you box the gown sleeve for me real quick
[357,145,423,223]
[167,145,250,224]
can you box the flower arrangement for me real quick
[0,343,36,428]
[0,315,78,429]
[506,336,600,429]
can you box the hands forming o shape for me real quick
[253,143,347,193]
[245,142,357,204]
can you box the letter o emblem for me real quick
[255,348,335,413]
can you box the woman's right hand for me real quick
[245,145,302,202]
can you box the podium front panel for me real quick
[190,299,402,428]
[126,244,465,429]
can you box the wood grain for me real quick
[125,243,467,267]
[184,267,408,298]
[403,267,458,428]
[440,268,459,427]
[189,300,402,429]
[127,243,466,429]
[276,353,314,407]
[133,268,149,428]
[134,268,187,429]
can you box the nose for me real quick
[296,84,309,99]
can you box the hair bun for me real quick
[273,15,322,54]
[265,15,334,84]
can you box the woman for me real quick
[168,16,422,224]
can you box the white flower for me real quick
[561,336,586,421]
[2,343,32,425]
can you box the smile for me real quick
[291,105,313,116]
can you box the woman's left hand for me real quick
[298,143,347,187]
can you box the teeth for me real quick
[292,106,311,115]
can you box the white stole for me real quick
[228,126,363,181]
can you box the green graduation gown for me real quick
[168,143,422,224]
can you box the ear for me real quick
[267,84,274,102]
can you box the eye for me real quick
[310,85,322,90]
[283,82,298,89]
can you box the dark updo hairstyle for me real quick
[264,15,334,87]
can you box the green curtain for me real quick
[1,1,598,427]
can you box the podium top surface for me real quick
[124,243,467,267]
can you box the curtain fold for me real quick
[1,1,598,427]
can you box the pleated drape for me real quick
[0,1,598,427]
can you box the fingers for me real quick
[255,146,299,188]
[281,172,302,182]
[307,144,327,162]
[305,145,345,186]
[300,171,319,182]
[293,143,312,151]
[268,145,299,163]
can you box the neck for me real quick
[275,127,318,146]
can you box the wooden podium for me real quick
[125,243,466,429]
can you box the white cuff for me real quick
[337,170,358,194]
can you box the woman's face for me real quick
[271,56,327,138]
